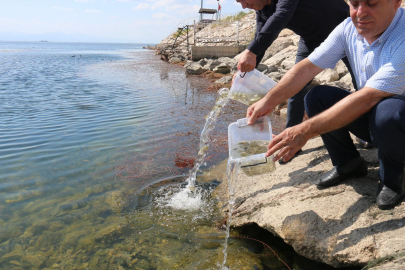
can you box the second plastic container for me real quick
[228,116,276,176]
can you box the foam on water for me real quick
[167,187,204,211]
[153,184,213,213]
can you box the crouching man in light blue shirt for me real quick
[247,0,405,209]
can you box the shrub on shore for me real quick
[172,28,188,39]
[220,11,251,23]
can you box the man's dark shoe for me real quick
[376,182,383,197]
[316,156,368,188]
[356,137,374,149]
[376,186,405,210]
[279,149,303,164]
[376,170,405,210]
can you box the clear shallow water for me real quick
[0,41,249,269]
[0,41,358,270]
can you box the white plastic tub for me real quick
[229,69,277,106]
[228,116,276,176]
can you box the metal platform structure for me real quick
[198,8,218,23]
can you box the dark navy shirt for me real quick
[247,0,350,63]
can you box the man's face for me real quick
[236,0,270,11]
[349,0,401,43]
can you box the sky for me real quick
[0,0,245,44]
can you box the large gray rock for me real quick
[278,29,295,37]
[313,68,340,86]
[263,65,278,74]
[262,37,295,62]
[233,51,243,63]
[168,57,182,63]
[214,75,233,84]
[265,68,287,81]
[227,59,238,71]
[185,62,208,75]
[329,80,352,91]
[206,59,219,70]
[198,58,208,66]
[370,256,405,269]
[329,73,355,91]
[263,46,297,67]
[335,60,349,78]
[290,34,301,46]
[183,60,193,68]
[279,108,288,119]
[281,57,295,70]
[214,136,405,269]
[218,57,232,63]
[213,63,231,74]
[339,73,355,91]
[209,57,237,72]
[256,63,268,72]
[267,71,283,82]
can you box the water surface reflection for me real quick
[0,43,349,269]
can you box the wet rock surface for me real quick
[214,136,405,269]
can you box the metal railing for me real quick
[193,20,256,46]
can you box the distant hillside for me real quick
[156,11,256,51]
[158,1,405,51]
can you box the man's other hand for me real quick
[266,125,309,162]
[237,50,257,72]
[246,96,272,125]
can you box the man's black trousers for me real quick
[305,85,405,192]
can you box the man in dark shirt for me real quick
[235,0,356,147]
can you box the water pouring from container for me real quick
[229,69,277,106]
[221,116,276,268]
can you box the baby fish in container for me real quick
[228,69,277,106]
[228,116,276,176]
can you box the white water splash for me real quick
[166,186,204,211]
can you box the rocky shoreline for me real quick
[155,22,405,269]
[156,28,355,119]
[214,136,405,270]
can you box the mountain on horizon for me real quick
[0,31,135,43]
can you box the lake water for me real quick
[0,41,359,269]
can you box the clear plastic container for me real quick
[229,69,277,106]
[228,116,276,176]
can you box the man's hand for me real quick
[237,50,257,72]
[266,125,309,162]
[246,96,273,124]
[245,59,322,125]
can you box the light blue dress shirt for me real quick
[308,7,405,96]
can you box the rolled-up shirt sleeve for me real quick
[247,0,299,57]
[365,43,405,95]
[308,20,347,69]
